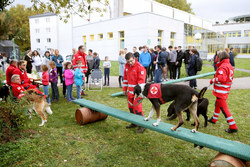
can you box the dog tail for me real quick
[198,87,208,99]
[45,107,53,115]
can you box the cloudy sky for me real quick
[8,0,250,24]
[187,0,250,23]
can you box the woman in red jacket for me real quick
[208,51,238,133]
[41,65,50,105]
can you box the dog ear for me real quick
[198,87,207,99]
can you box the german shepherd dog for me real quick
[20,89,52,126]
[166,87,209,127]
[133,83,200,132]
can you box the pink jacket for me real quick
[64,69,74,86]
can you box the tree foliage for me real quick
[155,0,193,14]
[0,5,46,52]
[0,0,14,11]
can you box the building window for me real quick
[158,30,162,45]
[170,32,175,47]
[90,35,94,41]
[99,33,103,40]
[119,31,125,49]
[35,29,40,33]
[228,44,250,54]
[83,36,86,48]
[223,31,241,37]
[47,38,51,43]
[46,28,51,33]
[37,48,41,51]
[108,32,113,39]
[36,39,40,43]
[46,17,50,22]
[244,30,250,37]
[35,19,39,24]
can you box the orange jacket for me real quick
[72,51,88,73]
[123,60,146,95]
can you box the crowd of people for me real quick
[3,45,106,104]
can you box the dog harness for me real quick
[147,84,165,104]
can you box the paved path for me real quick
[104,76,250,90]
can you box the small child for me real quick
[75,60,85,99]
[41,64,51,105]
[62,62,67,98]
[64,62,75,102]
[49,61,59,102]
[103,56,111,86]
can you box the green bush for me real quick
[0,98,31,143]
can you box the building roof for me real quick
[228,14,250,21]
[28,12,57,19]
[0,40,19,48]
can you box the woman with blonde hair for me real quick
[118,49,126,88]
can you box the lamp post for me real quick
[12,38,16,60]
[194,32,202,50]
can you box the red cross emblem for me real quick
[150,86,158,95]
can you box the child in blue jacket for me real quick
[75,60,85,99]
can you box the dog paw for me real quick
[153,123,159,126]
[144,118,149,121]
[171,127,176,131]
[191,129,197,133]
[39,123,44,126]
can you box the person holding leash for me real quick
[208,51,238,133]
[123,52,146,133]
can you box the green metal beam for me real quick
[73,98,250,161]
[111,71,216,97]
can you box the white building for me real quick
[29,13,73,57]
[212,14,250,58]
[29,0,228,60]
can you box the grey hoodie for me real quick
[169,50,177,62]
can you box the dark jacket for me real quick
[229,52,235,67]
[93,57,100,69]
[176,50,183,67]
[24,55,34,73]
[150,52,156,69]
[134,52,139,60]
[183,50,191,64]
[157,51,167,68]
[188,54,197,75]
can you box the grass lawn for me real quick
[203,58,250,70]
[1,87,249,167]
[103,60,250,78]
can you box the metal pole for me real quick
[12,38,16,60]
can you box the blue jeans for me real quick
[43,85,51,103]
[76,85,82,99]
[104,68,110,84]
[66,84,74,101]
[154,68,162,83]
[51,82,59,100]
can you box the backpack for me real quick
[195,55,203,71]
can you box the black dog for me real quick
[166,87,209,127]
[134,83,200,132]
[0,84,10,102]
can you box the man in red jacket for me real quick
[123,52,146,133]
[10,74,26,99]
[12,60,43,94]
[73,45,88,73]
[208,51,238,133]
[6,59,17,85]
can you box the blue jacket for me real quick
[229,52,235,67]
[139,51,151,67]
[52,55,64,67]
[188,54,197,75]
[157,51,167,68]
[74,68,84,86]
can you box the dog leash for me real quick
[127,98,144,107]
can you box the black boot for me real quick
[103,83,106,86]
[225,128,238,133]
[136,126,146,133]
[208,117,216,124]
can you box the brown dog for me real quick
[20,89,52,126]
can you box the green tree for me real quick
[155,0,193,14]
[0,5,46,51]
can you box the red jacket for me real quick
[42,71,49,86]
[6,64,17,85]
[12,68,31,88]
[123,59,146,95]
[211,59,234,99]
[11,82,26,98]
[72,51,88,73]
